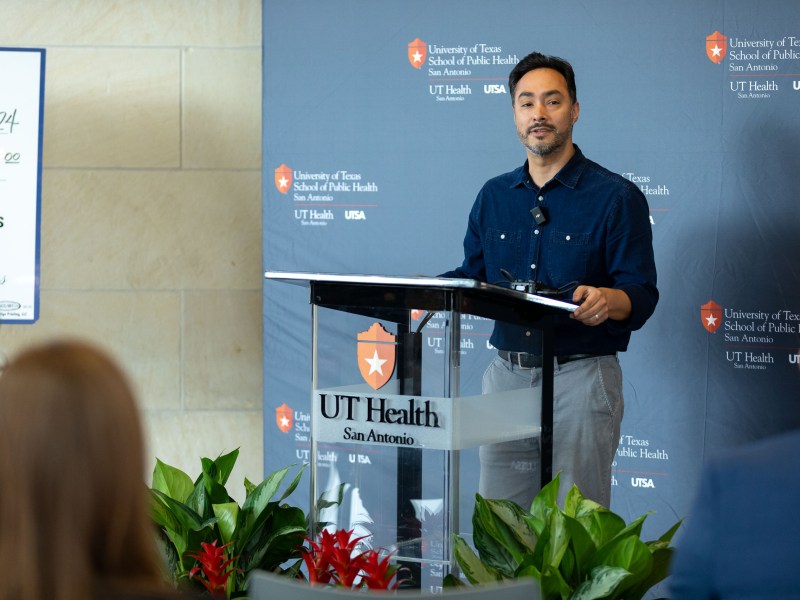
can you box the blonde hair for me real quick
[0,340,169,600]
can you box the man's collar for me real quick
[511,144,587,190]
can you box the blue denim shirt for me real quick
[442,146,658,355]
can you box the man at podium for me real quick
[441,52,657,508]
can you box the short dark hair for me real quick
[508,52,577,105]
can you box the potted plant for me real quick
[446,474,681,600]
[150,448,308,599]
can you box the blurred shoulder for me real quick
[722,429,800,467]
[703,430,800,493]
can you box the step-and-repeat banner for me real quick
[262,0,800,555]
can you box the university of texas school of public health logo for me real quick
[706,31,727,64]
[408,38,426,69]
[357,322,396,390]
[701,300,723,333]
[274,164,292,194]
[275,402,293,433]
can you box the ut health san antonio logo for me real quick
[357,323,396,390]
[274,164,292,194]
[706,31,727,64]
[408,38,426,69]
[275,403,293,433]
[701,300,723,333]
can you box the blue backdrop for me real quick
[262,0,800,577]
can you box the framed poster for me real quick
[0,47,45,324]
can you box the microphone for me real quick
[499,266,567,298]
[531,206,547,226]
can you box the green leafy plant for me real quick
[447,474,681,600]
[150,448,308,599]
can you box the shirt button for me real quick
[538,196,544,201]
[500,234,505,239]
[534,229,539,235]
[566,235,571,241]
[525,330,532,336]
[530,264,536,270]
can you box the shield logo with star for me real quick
[408,38,426,69]
[706,31,727,64]
[700,300,723,333]
[357,323,396,390]
[275,403,293,433]
[274,164,292,194]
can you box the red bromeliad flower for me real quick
[360,548,400,590]
[186,540,239,598]
[320,529,368,587]
[300,534,334,585]
[300,529,399,590]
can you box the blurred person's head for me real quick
[0,339,170,600]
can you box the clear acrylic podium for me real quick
[264,272,576,591]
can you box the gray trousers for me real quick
[478,353,623,510]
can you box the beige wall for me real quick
[0,0,264,498]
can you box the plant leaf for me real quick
[152,459,194,503]
[452,535,503,585]
[613,514,648,542]
[442,573,467,588]
[236,465,295,550]
[310,483,345,538]
[150,490,182,532]
[576,505,627,549]
[239,505,308,574]
[472,496,524,576]
[537,563,573,600]
[622,547,674,600]
[541,507,569,571]
[187,476,214,522]
[203,470,233,505]
[278,463,306,503]
[561,513,597,585]
[571,565,630,600]
[573,495,605,520]
[562,483,584,518]
[529,473,560,534]
[590,516,649,570]
[654,518,682,544]
[211,448,240,487]
[213,502,240,546]
[485,498,538,553]
[151,489,208,532]
[151,488,217,571]
[514,556,542,580]
[474,496,530,561]
[589,535,652,597]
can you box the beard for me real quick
[517,122,572,156]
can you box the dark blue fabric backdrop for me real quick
[262,0,800,563]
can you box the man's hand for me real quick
[571,286,632,326]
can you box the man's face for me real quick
[513,68,579,157]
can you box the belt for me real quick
[498,350,611,369]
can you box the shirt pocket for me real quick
[484,228,523,284]
[546,230,590,285]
